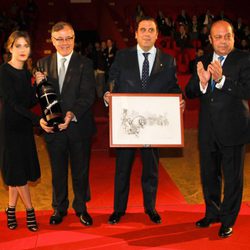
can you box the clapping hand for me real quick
[208,60,223,82]
[197,61,211,89]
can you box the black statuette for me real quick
[36,71,64,132]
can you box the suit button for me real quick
[211,98,213,102]
[228,88,232,91]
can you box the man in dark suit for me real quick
[185,20,250,238]
[104,16,184,224]
[35,21,96,226]
[105,39,116,71]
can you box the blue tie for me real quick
[211,56,225,91]
[142,53,150,89]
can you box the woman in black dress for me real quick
[0,31,40,232]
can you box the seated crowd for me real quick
[153,8,250,73]
[1,3,250,96]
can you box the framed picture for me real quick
[109,93,184,147]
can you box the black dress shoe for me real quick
[218,225,233,238]
[195,217,220,228]
[75,212,81,217]
[49,210,67,225]
[145,210,161,224]
[108,212,125,224]
[79,211,93,226]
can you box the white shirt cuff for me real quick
[199,82,208,93]
[72,115,77,122]
[215,75,225,89]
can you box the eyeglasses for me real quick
[52,36,74,43]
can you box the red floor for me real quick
[1,151,250,250]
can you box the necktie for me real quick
[142,53,150,89]
[59,57,66,92]
[211,55,225,91]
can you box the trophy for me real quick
[36,67,64,131]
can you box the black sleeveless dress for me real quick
[0,63,41,186]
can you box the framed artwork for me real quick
[109,93,184,147]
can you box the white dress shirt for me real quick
[104,45,157,107]
[56,51,77,121]
[137,44,156,79]
[56,51,73,76]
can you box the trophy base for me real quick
[46,113,64,132]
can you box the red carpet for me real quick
[1,83,249,249]
[1,204,250,249]
[89,151,186,209]
[1,150,250,249]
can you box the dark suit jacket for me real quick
[105,46,117,69]
[37,51,96,141]
[108,46,182,94]
[185,49,250,149]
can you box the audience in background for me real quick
[189,15,201,40]
[175,24,192,49]
[198,9,214,27]
[1,2,250,74]
[92,41,107,98]
[105,39,117,71]
[199,25,211,53]
[189,48,205,73]
[176,9,191,27]
[135,4,145,23]
[239,39,249,52]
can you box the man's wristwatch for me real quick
[215,77,222,83]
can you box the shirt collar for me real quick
[57,51,73,62]
[213,52,227,61]
[137,44,156,55]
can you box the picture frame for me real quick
[109,93,184,147]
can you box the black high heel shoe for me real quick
[6,206,17,230]
[26,208,38,232]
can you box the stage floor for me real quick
[1,129,250,211]
[1,129,250,249]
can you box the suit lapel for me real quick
[204,53,213,68]
[206,54,213,93]
[150,48,162,77]
[221,49,235,72]
[61,52,76,93]
[131,47,141,83]
[148,49,164,86]
[50,53,60,94]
